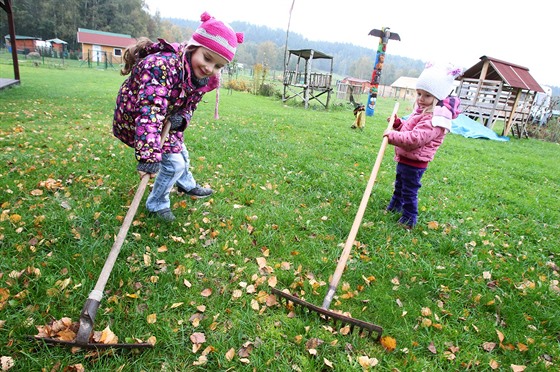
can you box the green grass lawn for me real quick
[0,63,559,371]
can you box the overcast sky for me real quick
[144,0,558,87]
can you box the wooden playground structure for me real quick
[282,49,333,109]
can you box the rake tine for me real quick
[271,288,383,341]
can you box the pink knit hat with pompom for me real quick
[189,12,244,62]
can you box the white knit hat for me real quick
[416,63,462,101]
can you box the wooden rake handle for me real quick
[89,121,171,298]
[321,102,400,309]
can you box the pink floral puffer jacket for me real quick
[112,39,219,164]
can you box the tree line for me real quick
[1,0,425,84]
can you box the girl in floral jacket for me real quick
[113,12,243,221]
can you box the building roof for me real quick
[4,35,41,40]
[391,76,417,89]
[463,56,544,93]
[76,28,136,48]
[288,49,332,60]
[342,77,369,84]
[47,38,67,44]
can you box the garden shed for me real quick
[77,28,136,66]
[336,77,369,102]
[390,76,417,100]
[282,49,333,109]
[0,0,19,90]
[457,56,544,138]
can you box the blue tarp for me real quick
[451,114,509,142]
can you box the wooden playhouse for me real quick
[457,56,544,138]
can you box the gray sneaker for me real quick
[150,208,176,222]
[177,184,213,199]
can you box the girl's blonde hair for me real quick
[120,37,154,76]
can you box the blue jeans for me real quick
[146,144,197,212]
[387,162,426,227]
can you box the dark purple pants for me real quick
[387,162,426,227]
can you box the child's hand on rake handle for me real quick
[136,161,160,179]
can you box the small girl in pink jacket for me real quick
[384,63,462,229]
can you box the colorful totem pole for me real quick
[365,27,400,116]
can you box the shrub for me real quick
[527,119,560,142]
[224,79,250,92]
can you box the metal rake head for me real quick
[271,288,383,341]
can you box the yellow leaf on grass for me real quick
[225,347,235,361]
[358,355,379,367]
[380,336,397,351]
[256,257,267,268]
[0,288,10,302]
[170,302,184,309]
[496,329,505,343]
[58,328,76,342]
[427,221,439,229]
[268,276,277,287]
[421,307,432,316]
[517,343,529,352]
[99,326,118,344]
[147,313,157,324]
[232,289,242,299]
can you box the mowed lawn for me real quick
[0,63,559,371]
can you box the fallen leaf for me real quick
[305,337,324,350]
[256,257,267,268]
[238,342,254,357]
[483,341,497,352]
[428,341,437,354]
[147,313,157,324]
[225,347,235,361]
[496,329,505,343]
[64,364,85,372]
[98,326,118,344]
[201,288,212,297]
[517,343,528,352]
[427,221,439,229]
[323,358,333,368]
[358,355,379,367]
[1,356,15,370]
[190,332,206,345]
[192,355,207,366]
[380,336,396,351]
[267,276,277,287]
